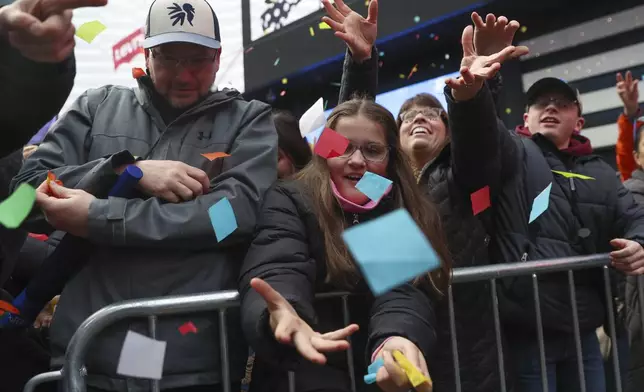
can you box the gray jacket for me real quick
[11,77,278,391]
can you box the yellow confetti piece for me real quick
[310,27,315,36]
[551,171,595,180]
[392,350,431,388]
[399,74,405,79]
[505,108,512,114]
[76,20,106,43]
[319,22,331,30]
[521,26,528,33]
[282,78,288,85]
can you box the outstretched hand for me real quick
[321,0,377,63]
[472,12,524,57]
[251,278,359,364]
[446,25,528,102]
[616,71,640,118]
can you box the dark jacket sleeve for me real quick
[367,284,437,362]
[239,184,317,369]
[613,179,644,246]
[338,47,378,104]
[445,84,519,194]
[0,36,75,158]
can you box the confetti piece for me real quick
[178,321,198,335]
[280,90,286,97]
[299,98,326,137]
[364,374,377,384]
[274,58,280,66]
[208,197,238,242]
[342,209,441,296]
[244,47,254,54]
[393,350,431,388]
[520,26,528,33]
[416,33,420,40]
[319,22,331,29]
[551,170,595,180]
[132,67,146,79]
[310,27,315,36]
[0,183,36,229]
[470,186,490,216]
[282,78,288,85]
[399,74,405,79]
[407,64,419,80]
[445,54,450,60]
[379,51,385,57]
[430,33,435,38]
[529,183,552,224]
[46,171,63,186]
[75,20,106,43]
[434,35,440,41]
[414,16,420,23]
[368,357,385,374]
[313,128,349,159]
[0,300,19,315]
[356,172,393,202]
[117,331,166,380]
[201,152,230,161]
[505,108,512,114]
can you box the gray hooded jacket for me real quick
[11,77,278,391]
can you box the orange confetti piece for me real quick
[201,152,230,161]
[132,67,146,79]
[0,300,20,315]
[407,64,419,80]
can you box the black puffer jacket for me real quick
[448,84,644,334]
[418,146,507,392]
[239,181,438,392]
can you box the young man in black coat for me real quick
[445,24,644,392]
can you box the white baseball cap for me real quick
[143,0,221,50]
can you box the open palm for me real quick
[251,278,359,364]
[447,25,528,101]
[617,71,640,118]
[322,0,378,62]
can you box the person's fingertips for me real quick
[294,333,326,364]
[274,319,295,344]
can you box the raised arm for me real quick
[322,0,378,103]
[444,23,527,193]
[0,0,107,158]
[616,71,641,181]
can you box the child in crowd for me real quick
[239,98,450,392]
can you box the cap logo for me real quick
[167,2,196,27]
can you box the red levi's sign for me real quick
[113,28,145,70]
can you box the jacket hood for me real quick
[515,125,592,156]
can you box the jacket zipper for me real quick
[521,253,528,262]
[352,213,359,225]
[569,177,576,191]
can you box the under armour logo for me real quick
[198,131,212,140]
[167,3,196,26]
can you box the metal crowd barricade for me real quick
[23,254,644,392]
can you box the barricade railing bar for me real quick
[23,254,644,392]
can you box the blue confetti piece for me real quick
[342,209,441,296]
[368,357,385,374]
[356,172,393,202]
[208,197,238,242]
[529,183,552,224]
[364,373,377,384]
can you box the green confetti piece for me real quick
[0,183,36,229]
[76,20,106,43]
[552,170,595,180]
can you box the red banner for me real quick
[113,27,145,70]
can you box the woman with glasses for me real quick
[238,98,451,392]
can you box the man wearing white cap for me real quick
[11,0,277,390]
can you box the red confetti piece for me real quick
[178,321,198,335]
[313,128,350,159]
[470,186,491,216]
[0,300,20,315]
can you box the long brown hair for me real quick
[294,98,451,293]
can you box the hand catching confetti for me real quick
[471,12,527,57]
